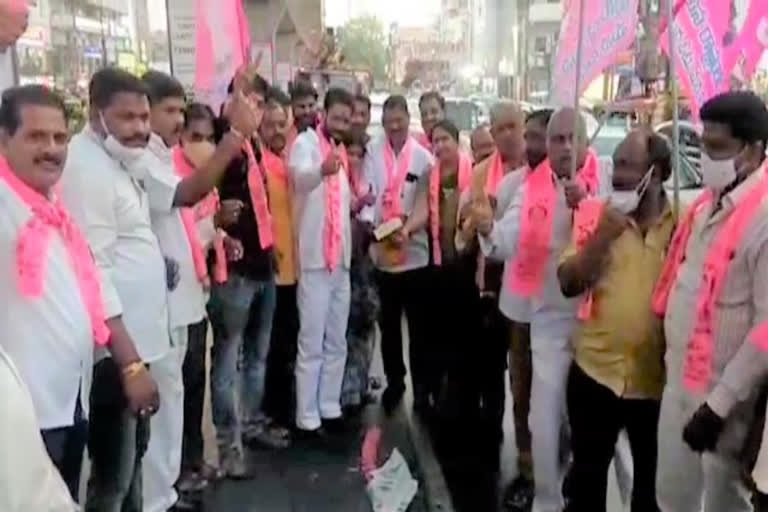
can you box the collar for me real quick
[722,166,766,209]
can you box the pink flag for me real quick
[551,0,639,106]
[195,0,252,112]
[660,0,734,117]
[722,1,768,81]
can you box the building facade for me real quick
[49,0,133,87]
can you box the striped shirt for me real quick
[665,169,768,431]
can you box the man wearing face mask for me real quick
[557,129,674,511]
[139,70,257,511]
[60,68,169,511]
[290,87,355,439]
[652,91,768,512]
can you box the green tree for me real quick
[338,16,388,82]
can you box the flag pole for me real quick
[666,0,681,219]
[571,0,587,179]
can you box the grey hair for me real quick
[490,101,523,125]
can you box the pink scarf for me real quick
[243,141,274,250]
[381,137,415,221]
[507,160,557,296]
[652,165,768,392]
[414,132,432,152]
[506,154,602,296]
[0,156,110,345]
[571,198,605,319]
[318,130,349,272]
[429,152,472,266]
[574,148,601,196]
[484,151,505,196]
[172,147,227,285]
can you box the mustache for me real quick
[34,153,64,166]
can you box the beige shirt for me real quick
[665,169,768,427]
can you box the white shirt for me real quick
[480,157,613,339]
[363,135,434,273]
[0,346,77,512]
[0,182,94,429]
[289,128,352,271]
[143,134,206,329]
[61,127,171,363]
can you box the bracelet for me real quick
[121,361,146,380]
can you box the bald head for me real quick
[470,124,495,164]
[547,107,589,179]
[489,101,525,165]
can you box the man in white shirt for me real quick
[60,68,173,512]
[362,95,434,412]
[0,344,78,512]
[290,87,354,437]
[472,107,614,512]
[0,84,158,506]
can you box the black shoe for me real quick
[170,491,201,511]
[293,426,327,446]
[382,385,405,414]
[502,475,534,512]
[321,417,348,435]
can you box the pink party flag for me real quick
[195,0,253,111]
[551,0,639,106]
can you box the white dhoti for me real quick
[295,267,351,431]
[529,325,572,512]
[143,326,187,512]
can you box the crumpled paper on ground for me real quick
[366,448,418,512]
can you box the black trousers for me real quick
[181,319,208,473]
[41,399,88,502]
[567,363,661,512]
[263,284,299,426]
[86,358,150,512]
[375,267,432,401]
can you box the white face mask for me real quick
[610,168,653,214]
[99,112,147,168]
[700,152,738,191]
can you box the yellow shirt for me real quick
[265,157,297,286]
[561,204,676,400]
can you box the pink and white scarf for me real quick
[318,130,349,272]
[381,137,415,221]
[429,152,472,266]
[0,156,110,345]
[172,146,228,285]
[243,141,274,250]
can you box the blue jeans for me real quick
[208,273,276,449]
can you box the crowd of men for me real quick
[4,60,768,512]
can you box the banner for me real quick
[194,0,252,112]
[722,0,768,81]
[659,0,758,117]
[551,0,639,106]
[166,0,196,91]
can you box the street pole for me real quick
[666,0,681,218]
[570,0,586,179]
[100,0,107,67]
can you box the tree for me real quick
[338,16,388,82]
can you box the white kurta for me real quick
[61,127,171,364]
[290,129,352,430]
[0,182,94,430]
[479,158,613,512]
[0,346,77,512]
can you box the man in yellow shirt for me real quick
[557,129,675,512]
